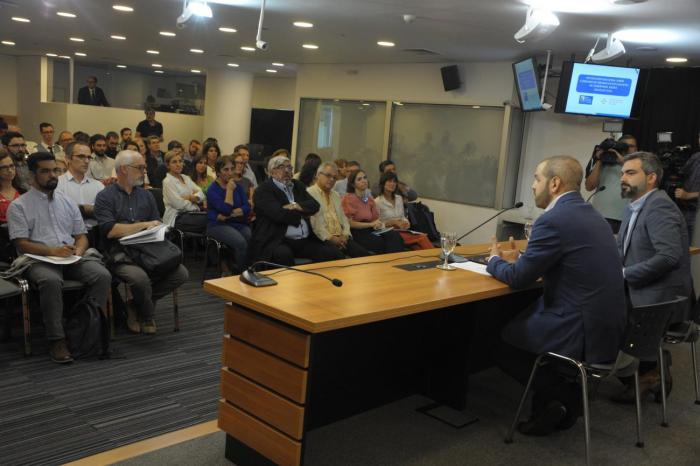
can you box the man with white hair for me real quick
[94,150,188,335]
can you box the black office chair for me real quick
[504,297,686,466]
[663,298,700,405]
[0,276,30,353]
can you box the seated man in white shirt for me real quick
[56,141,104,229]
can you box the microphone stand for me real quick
[240,261,343,287]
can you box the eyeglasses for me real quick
[8,143,27,148]
[274,164,293,171]
[0,164,16,172]
[318,172,337,180]
[72,154,93,161]
[128,165,147,172]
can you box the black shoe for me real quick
[517,401,567,436]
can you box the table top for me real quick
[203,241,524,334]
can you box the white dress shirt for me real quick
[162,172,205,226]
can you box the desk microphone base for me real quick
[416,402,479,429]
[239,270,278,287]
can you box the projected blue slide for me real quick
[565,63,639,118]
[514,59,542,111]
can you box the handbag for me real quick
[123,240,182,278]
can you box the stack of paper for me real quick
[120,224,168,245]
[451,260,492,276]
[25,254,82,265]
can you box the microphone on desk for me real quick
[441,202,524,263]
[240,261,343,288]
[586,185,606,202]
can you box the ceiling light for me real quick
[12,17,30,23]
[110,35,127,40]
[154,70,164,74]
[146,50,159,54]
[57,12,77,18]
[666,57,688,63]
[46,53,58,57]
[227,63,239,67]
[362,103,370,106]
[272,62,284,67]
[190,48,204,53]
[191,69,202,73]
[69,37,84,42]
[160,31,177,37]
[152,63,162,68]
[591,33,626,63]
[294,21,313,28]
[74,52,87,57]
[302,44,319,49]
[393,101,403,106]
[266,69,277,73]
[59,55,71,59]
[116,65,127,68]
[112,5,134,12]
[177,0,212,27]
[218,27,237,33]
[377,41,395,47]
[241,46,255,52]
[613,29,678,44]
[1,41,15,46]
[514,7,559,43]
[609,0,648,4]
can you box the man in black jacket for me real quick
[251,155,344,265]
[77,76,110,106]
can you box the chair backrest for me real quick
[621,296,688,360]
[148,188,166,219]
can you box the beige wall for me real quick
[0,54,18,117]
[252,76,296,110]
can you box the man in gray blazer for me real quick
[613,151,692,403]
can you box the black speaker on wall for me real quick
[441,65,461,91]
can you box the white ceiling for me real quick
[0,0,698,76]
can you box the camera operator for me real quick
[585,134,638,233]
[674,134,700,238]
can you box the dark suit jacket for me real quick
[618,189,691,321]
[487,192,626,363]
[77,86,110,106]
[250,179,320,262]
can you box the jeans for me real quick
[207,224,252,272]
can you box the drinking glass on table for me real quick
[523,218,534,240]
[437,232,457,270]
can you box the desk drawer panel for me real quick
[223,335,308,403]
[221,368,305,440]
[219,399,302,466]
[225,304,310,368]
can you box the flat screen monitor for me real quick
[512,57,544,112]
[555,61,641,119]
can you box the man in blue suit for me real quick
[487,155,626,435]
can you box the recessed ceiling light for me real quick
[191,69,202,73]
[362,103,370,106]
[74,52,87,57]
[116,65,127,68]
[227,63,239,67]
[1,41,15,46]
[272,62,284,67]
[377,41,395,47]
[190,48,204,54]
[110,35,127,40]
[69,37,85,42]
[302,44,319,49]
[666,57,688,63]
[266,69,277,73]
[241,46,255,52]
[154,70,164,74]
[112,5,134,12]
[152,63,162,68]
[46,53,58,57]
[159,31,176,37]
[146,50,159,54]
[294,21,313,28]
[57,12,77,18]
[613,28,678,44]
[59,55,71,59]
[12,17,31,23]
[393,101,403,106]
[218,27,237,33]
[472,105,481,109]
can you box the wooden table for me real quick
[204,241,542,466]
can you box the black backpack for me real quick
[407,202,441,243]
[64,295,110,359]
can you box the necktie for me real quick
[90,88,95,102]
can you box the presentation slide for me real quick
[514,59,542,111]
[564,63,640,118]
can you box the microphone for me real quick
[442,202,524,263]
[586,185,606,202]
[240,261,343,288]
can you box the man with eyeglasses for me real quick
[34,122,64,158]
[95,150,188,335]
[1,131,31,192]
[7,152,112,364]
[56,142,104,228]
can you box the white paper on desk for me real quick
[120,224,168,245]
[24,254,81,265]
[451,260,492,276]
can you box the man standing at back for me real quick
[77,76,110,107]
[487,155,626,435]
[611,152,692,403]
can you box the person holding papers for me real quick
[95,150,188,335]
[486,155,625,436]
[7,152,111,364]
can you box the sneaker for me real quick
[142,319,157,335]
[126,302,141,334]
[49,339,74,364]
